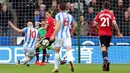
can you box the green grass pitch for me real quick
[0,64,129,73]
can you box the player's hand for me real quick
[117,33,123,38]
[8,21,12,26]
[50,35,55,41]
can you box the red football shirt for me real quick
[45,17,55,38]
[94,10,115,36]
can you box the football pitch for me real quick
[0,64,129,73]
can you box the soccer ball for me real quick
[41,39,49,46]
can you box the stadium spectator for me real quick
[69,3,78,21]
[86,7,95,23]
[0,4,12,36]
[127,7,130,16]
[39,4,46,19]
[49,0,58,18]
[87,0,99,14]
[0,3,2,11]
[43,0,52,10]
[79,15,89,36]
[85,7,97,36]
[113,0,125,27]
[120,11,130,36]
[34,10,40,29]
[66,2,71,13]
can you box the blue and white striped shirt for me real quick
[23,27,39,49]
[55,12,75,38]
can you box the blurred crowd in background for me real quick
[0,0,130,36]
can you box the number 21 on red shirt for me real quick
[100,17,110,27]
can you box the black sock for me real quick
[35,48,39,61]
[102,51,108,61]
[42,49,46,62]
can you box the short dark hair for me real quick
[45,11,51,14]
[103,1,110,9]
[40,19,46,22]
[59,3,66,11]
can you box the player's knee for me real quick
[101,46,107,51]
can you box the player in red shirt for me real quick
[36,11,55,66]
[93,1,123,71]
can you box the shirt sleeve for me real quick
[22,27,28,33]
[55,14,60,21]
[111,14,116,21]
[94,13,100,23]
[71,16,75,22]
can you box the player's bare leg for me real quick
[101,46,110,71]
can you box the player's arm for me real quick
[71,21,77,36]
[112,20,122,37]
[8,21,24,33]
[93,21,99,32]
[41,24,49,30]
[111,14,123,37]
[52,20,61,37]
[93,13,100,32]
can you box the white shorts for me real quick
[23,45,35,56]
[53,38,72,48]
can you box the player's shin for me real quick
[35,48,40,61]
[54,53,59,70]
[42,49,46,62]
[66,49,73,62]
[101,47,108,61]
[20,56,30,64]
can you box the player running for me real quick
[36,11,55,65]
[93,1,123,71]
[8,20,39,66]
[50,3,77,73]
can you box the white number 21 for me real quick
[100,17,110,27]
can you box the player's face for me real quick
[34,11,39,16]
[45,12,51,18]
[41,21,46,26]
[27,22,33,27]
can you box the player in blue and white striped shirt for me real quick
[8,21,39,66]
[50,3,77,73]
